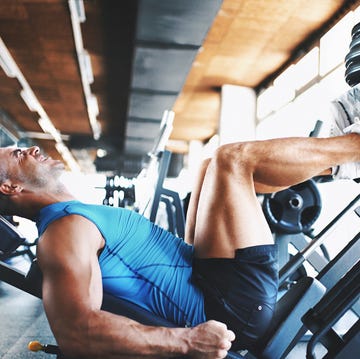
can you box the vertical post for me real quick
[219,85,257,144]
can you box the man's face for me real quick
[0,146,65,188]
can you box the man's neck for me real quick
[12,185,76,221]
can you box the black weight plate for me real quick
[262,179,322,234]
[351,22,360,38]
[345,48,360,68]
[345,64,360,87]
[349,36,360,51]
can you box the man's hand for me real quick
[187,320,236,358]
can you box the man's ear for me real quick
[0,182,23,195]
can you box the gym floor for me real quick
[0,281,52,359]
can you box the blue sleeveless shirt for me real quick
[36,200,206,327]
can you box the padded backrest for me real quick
[0,215,25,255]
[25,259,43,298]
[102,293,178,327]
[24,259,179,327]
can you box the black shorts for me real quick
[192,244,278,351]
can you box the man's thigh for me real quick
[192,147,274,258]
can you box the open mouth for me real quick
[38,155,48,162]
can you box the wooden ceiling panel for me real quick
[0,72,40,132]
[1,101,41,133]
[0,2,28,20]
[36,138,63,162]
[173,90,220,142]
[207,57,259,86]
[13,113,42,133]
[45,54,81,81]
[0,72,22,93]
[88,54,106,79]
[171,118,218,142]
[0,0,94,169]
[44,102,89,134]
[25,3,73,41]
[174,89,220,113]
[204,10,235,44]
[295,0,342,22]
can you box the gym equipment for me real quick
[262,179,322,235]
[105,109,184,237]
[257,210,360,359]
[134,109,174,215]
[278,205,360,358]
[265,182,360,292]
[262,179,327,288]
[148,150,185,238]
[316,231,360,317]
[102,176,135,208]
[0,215,36,262]
[28,341,60,356]
[344,21,360,185]
[345,22,360,87]
[279,193,360,287]
[302,260,360,359]
[298,233,360,358]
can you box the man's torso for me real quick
[36,200,206,327]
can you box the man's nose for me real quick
[26,146,40,156]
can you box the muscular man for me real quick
[0,85,359,358]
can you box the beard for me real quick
[20,160,65,188]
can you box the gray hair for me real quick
[0,168,7,184]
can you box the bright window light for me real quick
[291,83,323,136]
[257,80,295,120]
[318,65,349,102]
[292,47,319,90]
[257,84,323,140]
[353,5,360,24]
[319,11,353,76]
[274,64,296,90]
[257,86,275,119]
[272,66,296,107]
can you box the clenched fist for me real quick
[186,320,236,358]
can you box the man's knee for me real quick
[212,142,253,175]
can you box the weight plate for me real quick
[262,179,322,234]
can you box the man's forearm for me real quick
[89,313,190,357]
[54,310,234,359]
[55,309,190,358]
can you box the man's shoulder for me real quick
[44,213,101,234]
[39,213,105,255]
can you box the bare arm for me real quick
[37,214,234,358]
